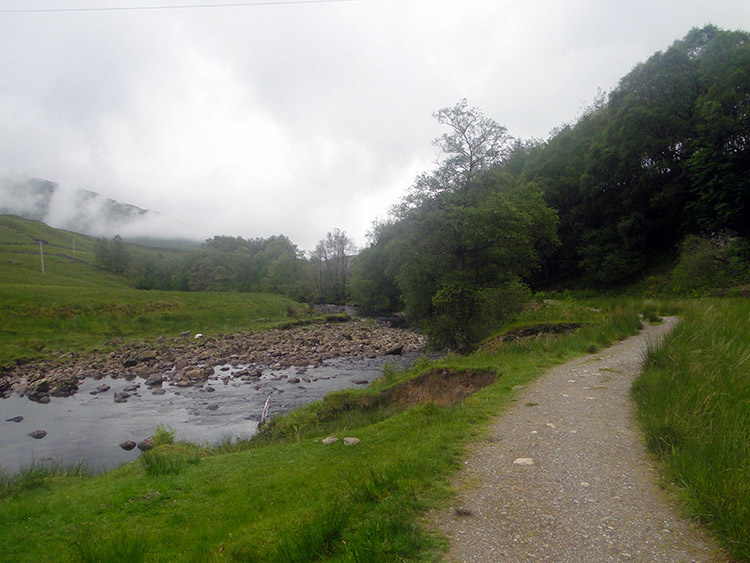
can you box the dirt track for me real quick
[432,318,730,562]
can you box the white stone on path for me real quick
[513,458,534,466]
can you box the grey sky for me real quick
[1,0,748,250]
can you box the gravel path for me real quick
[432,318,730,562]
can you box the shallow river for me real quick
[0,353,421,475]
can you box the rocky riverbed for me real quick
[0,318,426,402]
[0,319,428,474]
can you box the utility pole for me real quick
[39,240,45,275]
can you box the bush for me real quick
[671,233,750,293]
[425,279,530,352]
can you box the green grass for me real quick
[0,285,312,367]
[0,298,654,562]
[633,298,750,561]
[0,215,320,367]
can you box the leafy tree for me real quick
[309,228,356,302]
[359,100,557,350]
[93,235,130,275]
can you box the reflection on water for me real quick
[0,353,421,475]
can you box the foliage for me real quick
[517,25,750,286]
[354,100,558,350]
[94,235,130,275]
[671,233,750,293]
[309,228,356,303]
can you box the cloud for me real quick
[1,0,748,250]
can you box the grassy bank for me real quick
[633,298,750,561]
[0,298,654,562]
[0,285,314,368]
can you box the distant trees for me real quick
[309,228,356,303]
[94,235,130,275]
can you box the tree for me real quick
[93,235,130,275]
[359,101,557,350]
[398,99,514,212]
[309,228,356,302]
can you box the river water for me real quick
[0,353,422,475]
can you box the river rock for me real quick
[144,374,163,387]
[152,388,166,395]
[343,437,360,446]
[137,437,154,451]
[288,377,300,384]
[137,350,157,362]
[28,430,47,439]
[206,403,220,411]
[51,376,79,397]
[322,436,338,445]
[114,391,130,403]
[352,379,369,385]
[184,368,205,380]
[119,440,137,451]
[6,416,24,423]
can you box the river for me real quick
[0,352,422,475]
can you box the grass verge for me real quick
[633,298,750,561]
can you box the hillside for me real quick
[0,214,186,288]
[0,177,199,248]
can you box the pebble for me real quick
[513,458,534,466]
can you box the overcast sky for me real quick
[1,0,748,250]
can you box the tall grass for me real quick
[633,299,750,560]
[0,462,88,498]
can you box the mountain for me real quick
[0,177,200,248]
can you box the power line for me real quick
[0,0,357,14]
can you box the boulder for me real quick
[119,440,137,451]
[151,388,166,395]
[137,350,157,362]
[343,437,360,446]
[6,416,24,423]
[51,376,79,397]
[144,374,163,387]
[28,430,47,439]
[137,437,154,451]
[322,436,338,445]
[114,391,130,403]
